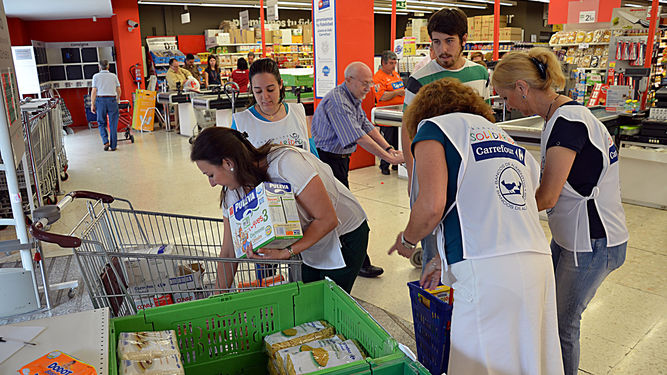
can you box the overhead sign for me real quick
[313,0,337,98]
[397,0,406,10]
[579,10,596,23]
[240,10,250,30]
[267,0,279,21]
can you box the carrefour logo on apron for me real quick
[472,140,526,165]
[608,141,619,164]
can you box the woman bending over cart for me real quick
[191,127,369,293]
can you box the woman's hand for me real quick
[420,255,442,290]
[388,232,416,259]
[247,247,291,260]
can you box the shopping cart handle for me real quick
[68,191,115,203]
[29,222,82,248]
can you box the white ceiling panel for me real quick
[3,0,113,20]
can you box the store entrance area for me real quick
[1,128,665,374]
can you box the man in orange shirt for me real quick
[373,50,404,174]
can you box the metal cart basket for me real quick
[30,191,302,317]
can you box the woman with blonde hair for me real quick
[492,47,628,375]
[388,77,562,374]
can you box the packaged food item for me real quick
[575,31,586,43]
[566,48,576,57]
[549,32,559,45]
[581,55,592,68]
[585,31,594,43]
[275,335,346,374]
[120,354,185,375]
[228,182,303,258]
[566,32,576,44]
[118,330,180,361]
[602,30,611,42]
[19,351,96,375]
[600,56,608,68]
[592,30,603,43]
[566,56,575,64]
[264,321,335,357]
[285,340,365,375]
[590,56,600,68]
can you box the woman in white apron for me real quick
[191,127,368,293]
[389,78,563,374]
[492,48,629,375]
[231,58,319,157]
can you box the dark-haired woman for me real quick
[493,48,628,375]
[232,58,318,156]
[191,127,369,294]
[230,57,249,92]
[204,55,221,87]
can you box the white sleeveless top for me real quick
[541,105,629,259]
[411,113,550,280]
[233,103,310,151]
[223,147,366,270]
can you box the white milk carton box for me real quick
[229,182,303,258]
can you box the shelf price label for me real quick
[579,10,596,24]
[579,43,589,49]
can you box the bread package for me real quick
[575,31,586,43]
[285,339,366,375]
[120,354,185,375]
[118,330,180,361]
[264,321,335,357]
[275,335,346,375]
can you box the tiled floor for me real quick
[3,128,666,374]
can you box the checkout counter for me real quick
[371,103,666,209]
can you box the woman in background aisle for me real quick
[492,47,629,375]
[230,57,250,93]
[389,78,563,375]
[204,55,222,87]
[191,127,369,293]
[232,58,318,157]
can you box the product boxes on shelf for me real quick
[419,26,430,44]
[228,182,303,258]
[205,29,224,44]
[500,27,523,41]
[215,33,231,45]
[281,29,293,44]
[300,24,313,44]
[273,30,283,44]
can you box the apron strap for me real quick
[567,186,600,267]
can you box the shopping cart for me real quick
[29,191,302,317]
[118,100,135,144]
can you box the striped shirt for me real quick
[311,82,375,154]
[404,58,489,108]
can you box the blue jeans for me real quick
[552,238,627,375]
[96,97,119,149]
[420,233,437,275]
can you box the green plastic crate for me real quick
[282,74,314,87]
[285,91,314,100]
[109,280,400,375]
[368,354,432,375]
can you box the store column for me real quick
[111,0,144,102]
[313,0,375,169]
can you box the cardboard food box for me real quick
[245,29,255,44]
[215,33,231,45]
[273,30,283,44]
[300,24,313,44]
[500,27,523,41]
[281,29,293,44]
[419,26,430,44]
[228,182,303,258]
[231,28,243,44]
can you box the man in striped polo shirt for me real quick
[401,7,489,271]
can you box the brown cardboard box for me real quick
[500,27,523,41]
[272,30,282,44]
[405,26,412,38]
[301,25,313,44]
[244,29,255,44]
[419,26,430,44]
[231,28,242,44]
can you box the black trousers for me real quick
[317,148,372,268]
[378,126,398,170]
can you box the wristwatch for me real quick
[287,245,295,257]
[385,146,394,151]
[401,233,417,250]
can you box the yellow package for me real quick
[264,321,335,357]
[118,330,180,361]
[275,335,346,375]
[285,339,365,375]
[120,354,184,375]
[575,31,586,43]
[19,350,96,375]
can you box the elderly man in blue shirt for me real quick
[312,61,404,278]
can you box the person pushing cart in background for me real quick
[91,59,122,152]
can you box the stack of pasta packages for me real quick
[264,321,367,375]
[117,330,185,375]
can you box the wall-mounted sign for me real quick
[313,0,337,98]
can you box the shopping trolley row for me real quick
[30,191,302,317]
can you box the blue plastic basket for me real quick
[407,281,453,375]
